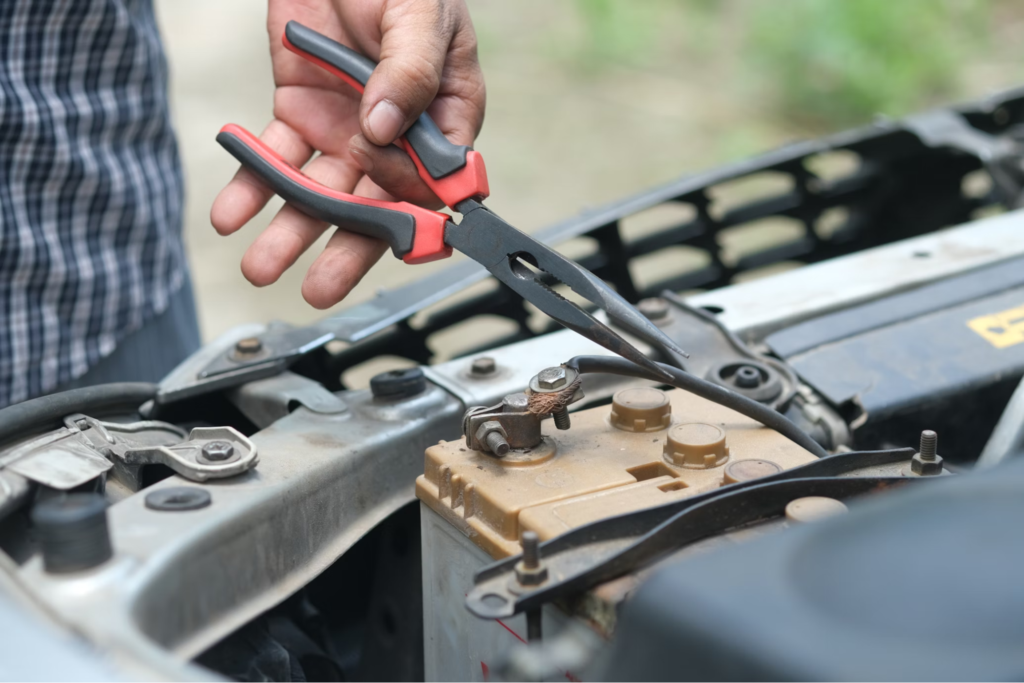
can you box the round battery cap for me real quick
[724,458,783,484]
[664,422,729,469]
[610,388,672,432]
[785,496,848,523]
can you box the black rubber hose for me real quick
[565,356,830,459]
[0,383,157,447]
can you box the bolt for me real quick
[470,357,497,376]
[515,530,549,586]
[235,337,262,355]
[919,430,937,461]
[485,431,510,457]
[202,440,235,462]
[502,392,530,413]
[522,531,540,569]
[475,420,509,457]
[552,408,571,430]
[911,429,943,476]
[637,297,670,321]
[537,366,567,390]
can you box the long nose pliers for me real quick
[217,21,686,380]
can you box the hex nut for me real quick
[610,387,671,432]
[637,297,671,322]
[664,423,730,469]
[475,420,508,456]
[471,357,497,376]
[201,440,235,462]
[537,367,568,390]
[515,561,549,586]
[911,452,944,476]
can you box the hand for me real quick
[211,0,485,308]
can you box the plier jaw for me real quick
[217,21,687,380]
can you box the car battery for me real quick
[417,386,818,681]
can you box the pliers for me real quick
[217,21,687,380]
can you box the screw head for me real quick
[537,367,567,390]
[502,392,530,412]
[235,337,262,354]
[471,357,497,376]
[201,440,235,462]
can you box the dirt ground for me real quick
[154,0,1024,344]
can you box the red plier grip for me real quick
[282,21,489,208]
[218,124,452,265]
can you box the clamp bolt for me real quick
[485,431,510,457]
[537,367,567,390]
[476,420,510,457]
[202,440,235,462]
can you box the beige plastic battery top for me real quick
[416,386,817,558]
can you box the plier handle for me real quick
[218,21,687,380]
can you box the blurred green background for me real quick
[155,0,1024,350]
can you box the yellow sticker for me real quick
[968,304,1024,349]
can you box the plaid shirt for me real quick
[0,0,186,407]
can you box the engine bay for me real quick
[3,88,1024,681]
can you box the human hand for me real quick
[211,0,485,308]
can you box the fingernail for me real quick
[348,136,374,173]
[366,99,404,145]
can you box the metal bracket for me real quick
[0,415,257,490]
[116,426,258,482]
[227,372,348,429]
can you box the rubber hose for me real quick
[566,356,829,459]
[0,383,157,447]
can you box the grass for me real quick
[564,0,993,130]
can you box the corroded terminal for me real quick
[420,387,817,558]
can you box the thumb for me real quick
[360,2,450,146]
